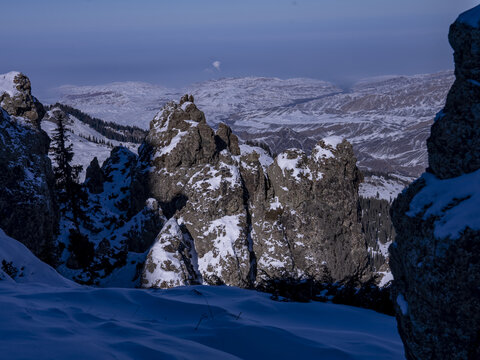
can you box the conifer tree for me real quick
[50,111,84,218]
[49,111,93,268]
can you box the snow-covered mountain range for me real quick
[56,72,453,177]
[55,71,453,200]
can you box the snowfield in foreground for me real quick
[0,230,404,359]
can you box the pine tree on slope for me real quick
[49,111,93,269]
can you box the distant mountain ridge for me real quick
[56,72,454,184]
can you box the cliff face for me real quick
[0,73,58,263]
[136,95,374,289]
[390,6,480,359]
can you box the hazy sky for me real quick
[0,0,476,99]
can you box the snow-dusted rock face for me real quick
[134,94,252,287]
[0,72,45,127]
[390,6,480,359]
[427,14,480,179]
[141,217,200,288]
[0,100,58,263]
[253,138,369,283]
[137,95,375,289]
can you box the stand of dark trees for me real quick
[47,103,147,143]
[359,196,395,270]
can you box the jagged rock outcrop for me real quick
[0,72,45,128]
[133,97,252,287]
[85,157,104,194]
[0,73,58,263]
[136,95,374,289]
[0,121,56,259]
[427,14,480,179]
[390,6,480,359]
[253,138,369,284]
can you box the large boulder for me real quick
[390,6,480,359]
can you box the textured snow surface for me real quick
[0,71,21,97]
[407,169,480,239]
[0,229,403,359]
[0,229,74,286]
[0,284,405,360]
[457,5,480,28]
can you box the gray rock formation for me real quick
[0,72,45,128]
[141,217,200,288]
[255,138,369,284]
[137,95,374,289]
[427,15,480,179]
[0,105,58,263]
[390,6,480,359]
[85,157,104,194]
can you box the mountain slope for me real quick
[41,107,140,180]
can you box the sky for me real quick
[0,0,477,99]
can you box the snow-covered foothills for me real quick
[54,72,453,200]
[0,229,404,359]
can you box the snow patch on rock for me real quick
[276,151,312,181]
[407,169,480,239]
[0,71,21,98]
[198,215,243,277]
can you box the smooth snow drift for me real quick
[0,229,404,359]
